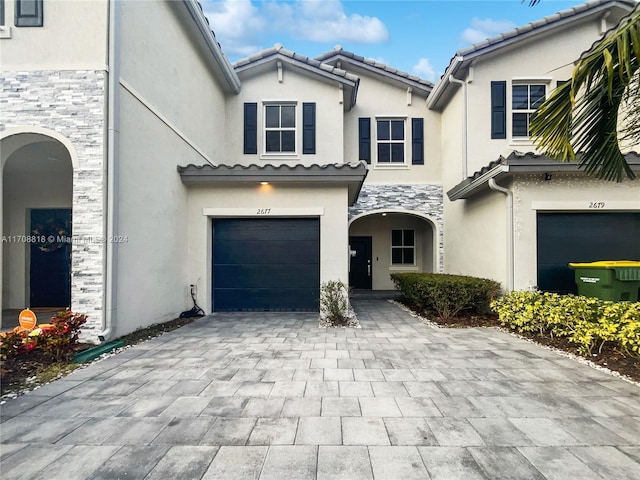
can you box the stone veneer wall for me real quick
[349,184,445,272]
[1,70,106,337]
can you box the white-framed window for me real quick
[376,118,405,163]
[512,84,546,137]
[391,229,415,265]
[264,103,296,154]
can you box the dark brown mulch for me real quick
[403,302,639,383]
[1,316,197,398]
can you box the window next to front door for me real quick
[391,229,415,265]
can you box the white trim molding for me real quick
[531,201,640,211]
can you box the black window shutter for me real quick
[359,118,371,164]
[411,118,424,165]
[15,0,43,27]
[491,81,507,139]
[302,102,316,154]
[244,103,257,154]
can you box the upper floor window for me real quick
[360,117,423,165]
[15,0,43,27]
[376,118,405,163]
[512,84,546,137]
[391,229,415,265]
[244,102,315,156]
[265,104,296,154]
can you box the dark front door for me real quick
[349,236,372,289]
[213,218,320,311]
[30,208,72,307]
[537,212,640,294]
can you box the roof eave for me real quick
[428,1,636,111]
[182,0,241,94]
[178,162,369,205]
[318,53,433,96]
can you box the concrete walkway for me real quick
[1,298,639,479]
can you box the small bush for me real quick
[0,309,87,362]
[491,291,640,356]
[391,273,501,320]
[320,280,351,326]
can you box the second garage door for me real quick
[537,212,640,294]
[213,218,320,311]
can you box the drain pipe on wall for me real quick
[448,75,468,179]
[99,0,121,342]
[488,178,514,291]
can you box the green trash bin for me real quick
[569,261,640,302]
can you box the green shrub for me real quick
[0,309,87,362]
[491,291,640,356]
[391,273,501,320]
[320,280,351,326]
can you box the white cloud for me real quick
[412,57,437,82]
[205,0,389,58]
[461,17,516,45]
[205,0,266,55]
[268,0,388,43]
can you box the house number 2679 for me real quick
[588,202,605,209]
[257,208,271,215]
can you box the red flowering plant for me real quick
[0,309,87,362]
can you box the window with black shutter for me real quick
[359,118,371,164]
[490,81,506,139]
[15,0,43,27]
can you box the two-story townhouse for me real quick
[315,48,443,291]
[179,44,367,312]
[1,0,240,339]
[428,0,640,295]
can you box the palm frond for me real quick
[530,7,640,181]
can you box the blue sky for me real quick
[202,0,592,82]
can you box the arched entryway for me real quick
[348,209,438,290]
[1,132,74,321]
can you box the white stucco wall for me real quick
[342,66,441,184]
[0,0,108,71]
[444,190,508,288]
[186,185,349,312]
[226,66,345,166]
[512,173,640,290]
[113,0,230,335]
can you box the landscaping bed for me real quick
[398,298,640,384]
[1,315,196,399]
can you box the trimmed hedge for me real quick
[491,291,640,357]
[391,273,501,319]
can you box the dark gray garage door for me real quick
[537,212,640,294]
[213,218,320,311]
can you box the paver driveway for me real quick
[1,298,639,479]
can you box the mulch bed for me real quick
[402,301,639,383]
[1,316,197,398]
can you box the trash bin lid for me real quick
[569,261,640,268]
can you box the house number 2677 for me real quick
[257,208,271,215]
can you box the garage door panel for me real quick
[215,219,319,241]
[214,288,320,312]
[214,240,320,265]
[537,212,640,294]
[213,218,320,311]
[214,264,319,289]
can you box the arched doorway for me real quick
[2,133,73,320]
[349,210,438,290]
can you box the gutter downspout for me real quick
[99,0,120,342]
[448,75,468,179]
[488,178,514,291]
